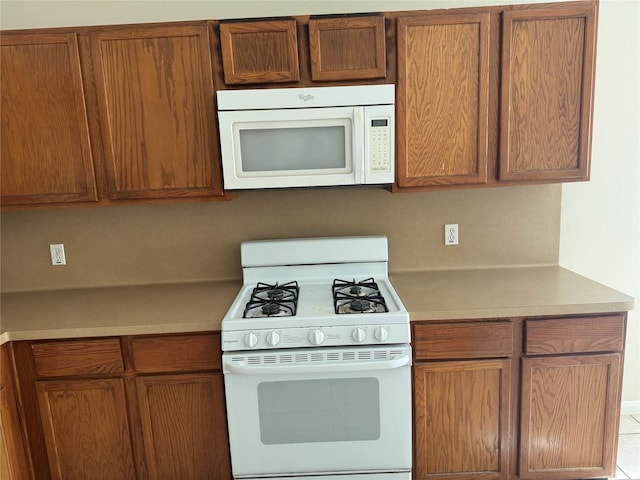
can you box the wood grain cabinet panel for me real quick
[219,19,299,85]
[396,13,490,188]
[1,345,32,480]
[32,338,123,378]
[90,24,223,200]
[0,32,97,206]
[525,315,625,355]
[519,354,621,479]
[500,3,597,182]
[414,321,513,360]
[309,15,386,81]
[136,372,231,480]
[414,359,511,479]
[131,333,221,373]
[36,378,137,480]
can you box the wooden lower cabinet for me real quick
[413,314,626,480]
[136,372,231,480]
[519,354,621,479]
[414,359,511,479]
[36,378,137,480]
[7,332,231,480]
[1,345,32,480]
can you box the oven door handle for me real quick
[224,354,411,375]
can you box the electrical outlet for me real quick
[50,244,66,265]
[444,224,459,246]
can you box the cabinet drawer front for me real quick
[414,321,513,360]
[131,334,221,373]
[32,338,123,378]
[525,315,625,355]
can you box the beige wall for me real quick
[1,186,560,292]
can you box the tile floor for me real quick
[610,414,640,479]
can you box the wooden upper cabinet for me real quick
[219,19,299,85]
[396,13,490,188]
[309,15,386,81]
[90,24,223,200]
[500,3,597,182]
[0,32,97,206]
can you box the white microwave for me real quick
[217,84,395,190]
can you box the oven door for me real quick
[218,106,362,190]
[222,344,412,478]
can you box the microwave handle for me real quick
[224,353,411,375]
[354,107,365,184]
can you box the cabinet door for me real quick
[36,378,136,480]
[219,19,299,85]
[519,354,621,479]
[136,372,231,480]
[309,15,386,81]
[500,3,597,182]
[396,13,490,188]
[91,24,224,200]
[0,32,97,206]
[414,359,511,479]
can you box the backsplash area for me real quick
[0,184,560,292]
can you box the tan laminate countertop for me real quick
[0,266,634,345]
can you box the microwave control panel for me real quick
[369,118,391,173]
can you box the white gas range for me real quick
[221,236,412,480]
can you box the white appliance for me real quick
[221,236,412,480]
[217,85,395,190]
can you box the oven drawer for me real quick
[525,314,625,355]
[413,321,514,360]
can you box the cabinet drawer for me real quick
[525,315,625,355]
[131,333,221,373]
[32,338,124,378]
[414,321,514,360]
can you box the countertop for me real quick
[0,266,634,345]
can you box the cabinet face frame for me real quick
[219,19,300,85]
[499,3,597,182]
[90,24,224,200]
[396,12,491,188]
[0,32,98,206]
[308,15,386,81]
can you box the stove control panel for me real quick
[223,324,410,351]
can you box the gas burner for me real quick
[243,281,299,318]
[332,278,389,314]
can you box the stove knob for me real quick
[266,330,280,346]
[374,326,389,342]
[308,329,325,345]
[244,332,258,348]
[352,327,366,343]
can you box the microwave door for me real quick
[218,107,358,189]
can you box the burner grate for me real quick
[243,281,299,318]
[332,278,389,314]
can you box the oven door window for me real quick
[257,377,380,445]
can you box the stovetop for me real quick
[221,236,410,352]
